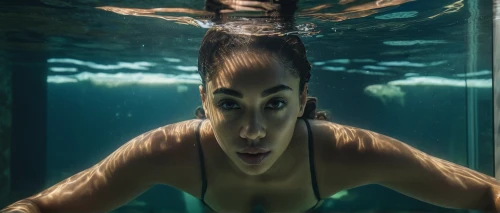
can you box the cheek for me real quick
[211,116,239,145]
[269,112,297,135]
[269,105,300,135]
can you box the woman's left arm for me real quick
[358,129,500,211]
[322,123,500,212]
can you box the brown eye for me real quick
[266,99,287,110]
[217,100,240,111]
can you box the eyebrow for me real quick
[212,84,293,98]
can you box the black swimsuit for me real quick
[195,118,322,212]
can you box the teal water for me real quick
[0,0,494,212]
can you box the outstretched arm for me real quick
[321,123,500,212]
[359,129,498,211]
[1,120,200,213]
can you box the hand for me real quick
[204,0,280,13]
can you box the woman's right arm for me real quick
[1,120,201,213]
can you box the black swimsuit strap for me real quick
[303,118,321,201]
[195,120,208,202]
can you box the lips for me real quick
[236,149,271,165]
[238,147,270,154]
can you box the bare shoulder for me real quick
[307,119,374,154]
[309,120,424,167]
[143,119,204,195]
[307,120,399,196]
[116,119,203,177]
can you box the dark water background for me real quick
[0,0,494,212]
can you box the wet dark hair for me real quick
[195,28,329,120]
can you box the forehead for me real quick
[209,51,298,91]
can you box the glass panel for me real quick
[494,0,500,180]
[467,0,494,176]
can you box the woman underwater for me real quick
[2,3,500,213]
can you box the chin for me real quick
[232,156,274,176]
[239,164,272,176]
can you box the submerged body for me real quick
[3,118,500,213]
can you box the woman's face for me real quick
[200,51,307,175]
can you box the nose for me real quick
[240,112,266,141]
